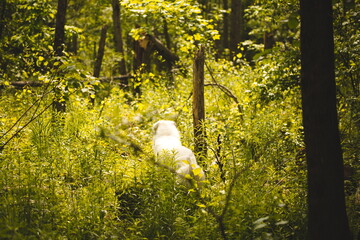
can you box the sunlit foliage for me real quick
[0,0,358,239]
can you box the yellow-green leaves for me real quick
[193,33,202,41]
[129,28,146,41]
[212,33,221,40]
[192,167,202,176]
[182,160,190,165]
[197,203,206,208]
[125,0,220,54]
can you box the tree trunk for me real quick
[263,31,275,50]
[0,0,7,40]
[132,35,148,96]
[192,46,207,163]
[53,0,68,112]
[68,33,78,54]
[222,0,229,51]
[54,0,68,56]
[230,0,246,56]
[91,25,108,105]
[146,34,179,65]
[161,18,175,85]
[112,0,127,78]
[162,17,172,50]
[94,25,108,78]
[133,33,179,94]
[133,37,146,71]
[299,0,351,239]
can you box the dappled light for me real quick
[0,0,358,239]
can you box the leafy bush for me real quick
[0,50,310,239]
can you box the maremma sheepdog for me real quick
[152,120,205,182]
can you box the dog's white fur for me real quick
[152,120,205,182]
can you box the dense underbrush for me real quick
[0,59,310,239]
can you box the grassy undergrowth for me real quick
[0,56,356,239]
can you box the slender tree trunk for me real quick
[300,0,351,239]
[94,25,108,78]
[222,0,229,51]
[112,0,127,79]
[132,33,148,96]
[193,46,207,163]
[162,18,175,85]
[53,0,68,112]
[133,37,145,71]
[68,33,78,54]
[91,25,107,106]
[230,0,246,56]
[263,31,275,50]
[54,0,68,56]
[0,0,7,39]
[162,17,172,50]
[229,0,240,54]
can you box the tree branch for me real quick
[204,63,244,121]
[0,101,54,152]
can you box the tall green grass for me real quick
[0,65,312,239]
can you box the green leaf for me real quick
[254,223,267,230]
[276,220,289,226]
[287,14,299,29]
[184,174,192,179]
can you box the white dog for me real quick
[152,120,205,183]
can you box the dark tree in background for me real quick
[53,0,68,112]
[112,0,127,76]
[221,0,229,52]
[229,0,246,56]
[94,25,108,78]
[299,0,351,239]
[54,0,68,57]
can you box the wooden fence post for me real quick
[193,46,207,163]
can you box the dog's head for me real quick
[153,120,180,138]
